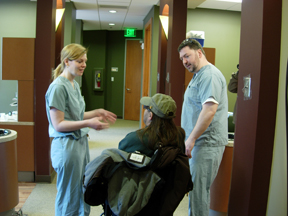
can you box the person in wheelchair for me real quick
[113,93,192,215]
[118,93,185,156]
[83,94,192,216]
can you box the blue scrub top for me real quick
[181,64,228,147]
[45,76,89,139]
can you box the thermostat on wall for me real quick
[111,67,118,72]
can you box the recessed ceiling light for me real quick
[109,23,115,26]
[217,0,242,2]
[109,10,117,13]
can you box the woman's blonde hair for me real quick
[53,43,87,80]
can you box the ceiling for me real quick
[70,0,242,31]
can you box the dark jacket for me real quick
[83,148,159,214]
[83,146,193,216]
[139,145,193,216]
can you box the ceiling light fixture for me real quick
[109,10,117,13]
[159,15,169,39]
[216,0,242,2]
[109,23,115,26]
[55,8,65,31]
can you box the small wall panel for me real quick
[2,38,35,81]
[18,80,34,122]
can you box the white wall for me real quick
[266,0,288,215]
[0,0,36,113]
[186,8,241,112]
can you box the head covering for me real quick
[140,93,176,119]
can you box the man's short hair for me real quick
[177,38,206,57]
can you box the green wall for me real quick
[143,5,160,96]
[186,8,241,112]
[82,30,107,112]
[75,20,83,45]
[64,2,77,45]
[63,2,83,86]
[82,30,143,117]
[0,0,36,113]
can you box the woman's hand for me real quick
[96,109,117,124]
[88,116,110,130]
[84,109,117,124]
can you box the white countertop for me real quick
[0,129,17,143]
[0,120,34,126]
[227,140,234,147]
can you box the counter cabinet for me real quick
[0,123,34,182]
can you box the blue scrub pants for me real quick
[188,145,225,216]
[51,135,90,216]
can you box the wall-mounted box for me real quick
[111,67,118,72]
[94,68,104,91]
[1,37,35,80]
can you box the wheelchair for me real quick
[83,145,193,216]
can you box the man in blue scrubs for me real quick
[178,38,228,216]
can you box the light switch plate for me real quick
[244,77,251,98]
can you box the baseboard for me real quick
[18,171,34,182]
[0,208,15,216]
[35,170,56,183]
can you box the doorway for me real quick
[124,39,142,121]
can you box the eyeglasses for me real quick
[178,38,204,54]
[184,38,193,42]
[143,105,151,111]
[182,38,200,45]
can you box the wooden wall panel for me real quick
[2,38,34,81]
[228,0,282,215]
[158,0,187,126]
[34,0,57,180]
[18,81,34,122]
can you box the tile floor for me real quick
[13,119,226,216]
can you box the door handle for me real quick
[126,88,131,91]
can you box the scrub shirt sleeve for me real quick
[47,84,67,113]
[198,74,223,104]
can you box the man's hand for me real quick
[185,139,195,158]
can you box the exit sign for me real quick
[124,29,136,37]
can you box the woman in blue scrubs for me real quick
[45,44,117,216]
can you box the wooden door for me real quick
[124,40,142,120]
